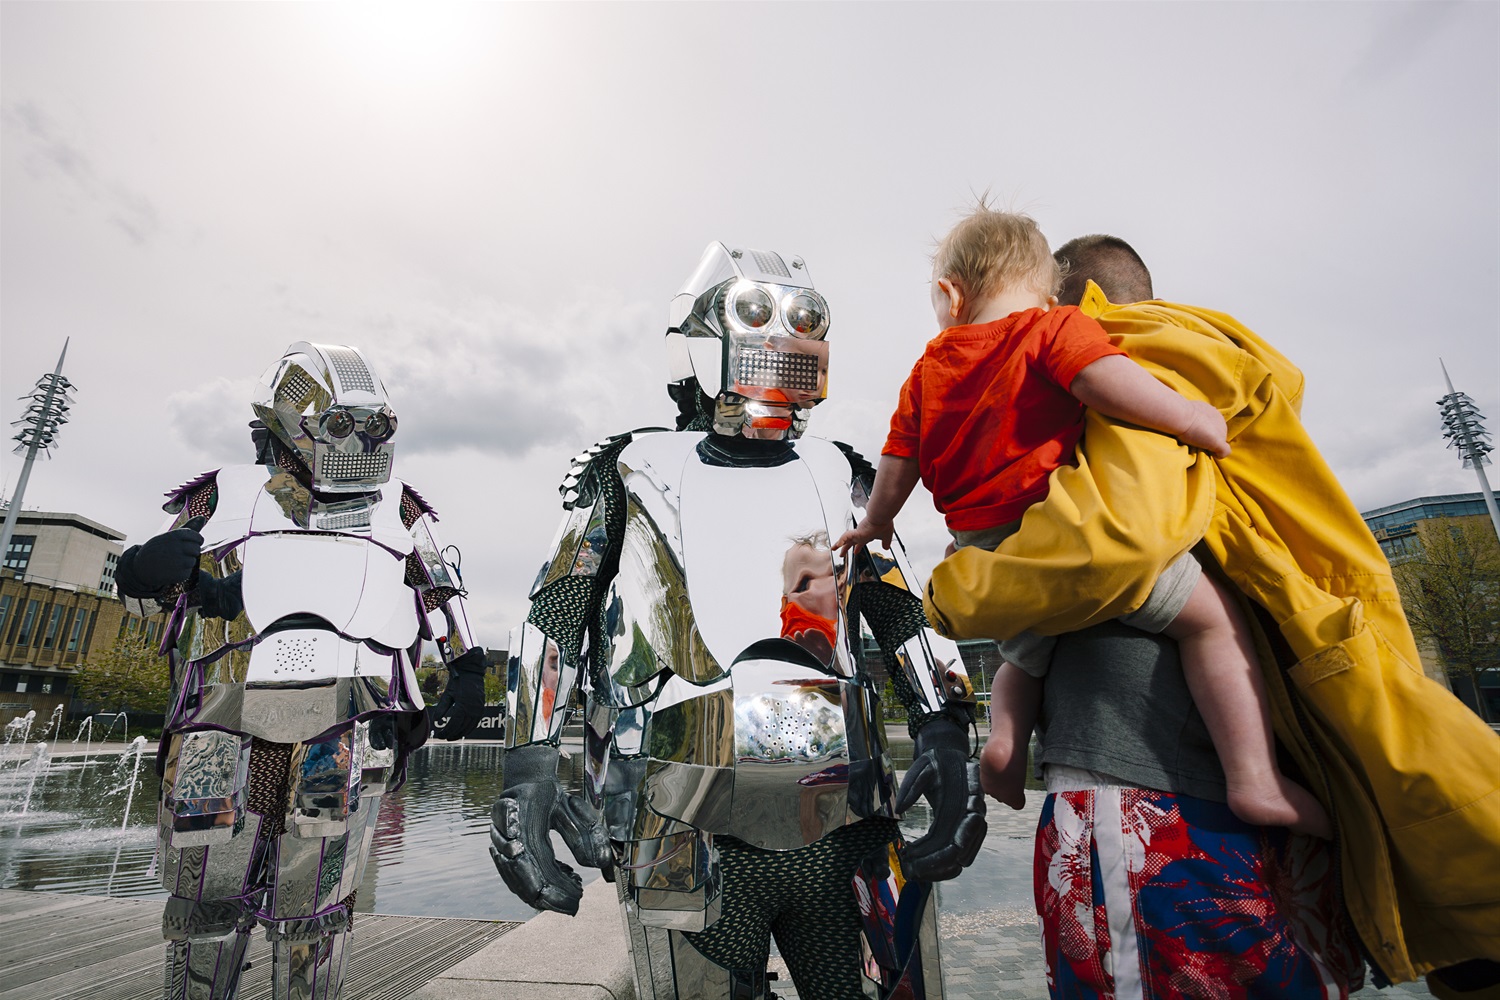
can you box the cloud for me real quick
[363,291,662,459]
[3,100,161,245]
[165,376,263,464]
[1346,1,1465,86]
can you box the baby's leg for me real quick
[979,662,1041,810]
[1165,575,1332,839]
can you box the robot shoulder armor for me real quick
[398,481,437,528]
[558,428,669,510]
[163,469,220,515]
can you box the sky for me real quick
[3,2,1497,643]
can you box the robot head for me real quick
[666,242,830,440]
[251,342,398,493]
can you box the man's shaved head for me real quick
[1054,235,1153,306]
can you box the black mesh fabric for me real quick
[686,819,901,999]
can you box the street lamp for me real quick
[0,340,75,573]
[1439,359,1500,544]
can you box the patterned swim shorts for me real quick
[1035,783,1364,999]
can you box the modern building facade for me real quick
[0,508,156,728]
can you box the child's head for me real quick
[931,206,1060,328]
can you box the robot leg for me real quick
[617,877,770,1000]
[266,911,353,1000]
[260,724,389,1000]
[157,731,264,1000]
[780,818,942,1000]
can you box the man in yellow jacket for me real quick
[925,235,1500,997]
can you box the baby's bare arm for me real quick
[834,453,920,554]
[1070,355,1229,457]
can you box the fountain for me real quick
[72,715,95,769]
[97,712,129,746]
[36,705,64,743]
[117,737,147,831]
[8,741,51,817]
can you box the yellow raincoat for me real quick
[924,282,1500,986]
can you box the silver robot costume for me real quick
[118,343,483,1000]
[490,244,986,1000]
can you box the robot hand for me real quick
[895,711,987,881]
[116,516,207,598]
[490,745,614,916]
[430,647,488,740]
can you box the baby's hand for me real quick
[834,518,894,558]
[1178,400,1230,458]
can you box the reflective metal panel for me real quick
[536,495,599,596]
[240,534,367,636]
[678,452,853,677]
[288,730,359,839]
[505,622,575,746]
[727,658,852,850]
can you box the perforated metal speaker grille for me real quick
[276,368,319,407]
[749,249,790,278]
[274,635,318,675]
[316,509,373,530]
[326,347,376,393]
[319,451,391,482]
[737,349,819,390]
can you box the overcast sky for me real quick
[3,2,1497,641]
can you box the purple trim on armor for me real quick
[161,594,189,655]
[401,482,437,520]
[413,588,433,641]
[242,528,409,561]
[163,469,220,509]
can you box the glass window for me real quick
[42,605,65,648]
[67,609,87,652]
[16,599,40,645]
[15,676,27,693]
[3,534,35,572]
[0,595,11,637]
[32,603,53,646]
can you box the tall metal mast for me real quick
[1438,358,1500,544]
[0,340,76,574]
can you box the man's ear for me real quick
[1045,294,1059,310]
[938,278,965,321]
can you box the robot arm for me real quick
[404,489,488,739]
[118,475,241,620]
[839,446,986,882]
[491,439,630,914]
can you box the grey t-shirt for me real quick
[1038,621,1227,803]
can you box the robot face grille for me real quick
[748,249,790,279]
[737,349,821,391]
[317,450,391,483]
[325,347,376,394]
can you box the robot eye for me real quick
[364,412,394,440]
[783,293,826,337]
[733,286,775,329]
[325,411,355,438]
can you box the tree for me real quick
[1393,518,1500,722]
[73,635,173,714]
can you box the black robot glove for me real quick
[195,572,244,620]
[429,647,487,740]
[895,708,987,881]
[116,516,207,599]
[490,744,614,916]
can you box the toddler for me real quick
[836,207,1330,838]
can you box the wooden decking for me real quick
[0,890,520,1000]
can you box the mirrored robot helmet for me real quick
[251,342,398,492]
[666,242,830,440]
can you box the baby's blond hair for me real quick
[932,204,1060,304]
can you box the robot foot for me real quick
[161,898,256,1000]
[265,911,352,1000]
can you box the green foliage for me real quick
[73,635,173,714]
[1394,518,1500,721]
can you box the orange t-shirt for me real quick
[882,306,1123,532]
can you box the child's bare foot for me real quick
[979,736,1027,810]
[1225,771,1332,839]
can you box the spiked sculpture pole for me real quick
[1438,359,1500,545]
[0,340,75,574]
